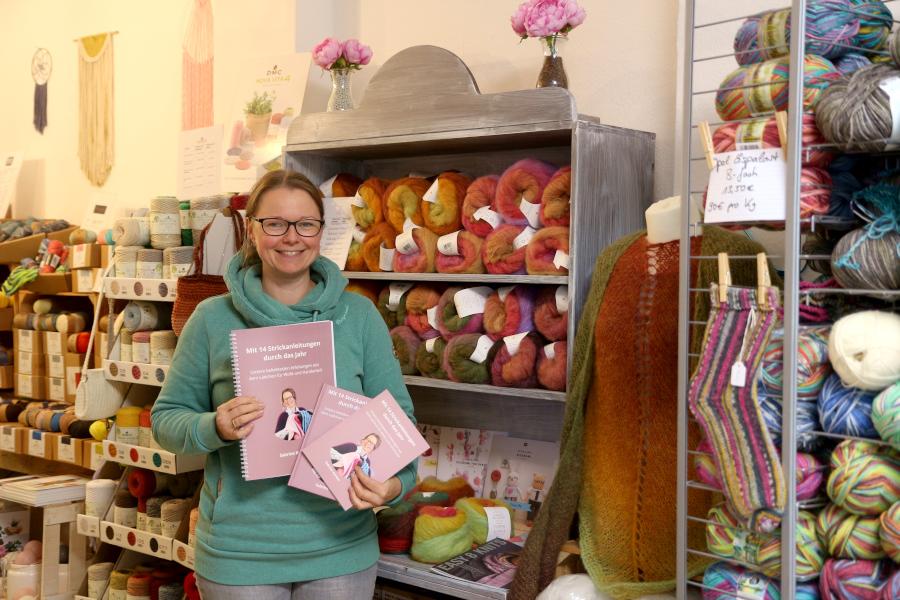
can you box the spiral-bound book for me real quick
[230,321,335,480]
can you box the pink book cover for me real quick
[230,321,335,480]
[301,390,428,510]
[287,384,371,498]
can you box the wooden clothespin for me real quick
[717,252,732,304]
[699,121,715,171]
[775,111,788,162]
[757,252,772,310]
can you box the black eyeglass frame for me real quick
[249,216,325,237]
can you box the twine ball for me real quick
[872,382,900,446]
[818,373,879,439]
[816,503,885,560]
[829,310,900,392]
[827,439,900,516]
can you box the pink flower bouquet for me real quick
[511,0,586,40]
[312,38,373,71]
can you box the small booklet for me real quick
[0,474,89,507]
[430,538,523,589]
[287,384,371,498]
[302,390,428,510]
[230,321,336,480]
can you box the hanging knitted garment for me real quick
[78,33,115,186]
[509,226,781,600]
[182,0,214,130]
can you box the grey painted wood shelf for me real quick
[404,376,566,402]
[286,45,653,446]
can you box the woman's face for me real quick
[281,391,296,408]
[249,186,322,281]
[361,435,378,454]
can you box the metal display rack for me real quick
[677,2,900,599]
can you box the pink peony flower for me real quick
[524,0,569,38]
[342,39,373,66]
[312,37,342,69]
[510,2,529,37]
[564,0,586,28]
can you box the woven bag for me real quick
[172,209,245,336]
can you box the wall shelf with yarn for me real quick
[101,440,205,475]
[102,277,178,302]
[377,553,507,600]
[103,359,169,387]
[345,272,568,286]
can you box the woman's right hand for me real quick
[215,396,264,441]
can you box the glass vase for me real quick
[327,68,354,112]
[536,35,568,89]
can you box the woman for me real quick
[152,170,417,599]
[274,387,313,442]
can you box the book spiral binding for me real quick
[229,330,250,479]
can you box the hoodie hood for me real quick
[224,253,348,328]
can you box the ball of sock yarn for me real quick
[829,310,900,392]
[879,501,900,563]
[415,337,448,379]
[461,175,500,237]
[819,373,879,439]
[390,325,421,375]
[828,439,900,515]
[435,230,485,275]
[404,285,441,340]
[537,341,567,391]
[534,286,567,341]
[853,0,893,50]
[437,287,484,340]
[694,439,720,488]
[701,561,781,600]
[872,381,900,446]
[759,327,832,400]
[831,228,900,292]
[817,64,900,153]
[443,334,492,384]
[411,476,475,504]
[712,113,833,168]
[455,497,515,545]
[411,505,474,564]
[377,501,417,554]
[491,333,538,388]
[759,391,821,450]
[796,582,820,600]
[819,558,890,600]
[817,503,886,560]
[880,571,900,600]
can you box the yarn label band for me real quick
[705,148,786,223]
[426,306,439,330]
[423,180,440,203]
[553,251,570,270]
[318,175,337,197]
[469,335,494,364]
[544,342,556,359]
[379,246,395,271]
[498,285,516,301]
[513,226,537,250]
[520,199,541,229]
[437,231,461,256]
[473,206,501,230]
[504,332,530,356]
[352,226,367,243]
[395,229,419,255]
[351,191,366,208]
[878,76,900,147]
[425,337,438,353]
[555,286,568,313]
[454,286,493,318]
[180,209,191,229]
[736,574,767,600]
[387,283,413,310]
[403,217,417,233]
[483,506,512,540]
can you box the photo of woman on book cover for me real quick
[274,387,313,441]
[330,433,380,478]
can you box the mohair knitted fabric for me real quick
[509,226,780,600]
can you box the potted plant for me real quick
[244,91,275,145]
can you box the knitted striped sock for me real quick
[689,284,785,533]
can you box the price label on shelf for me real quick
[437,231,461,256]
[704,148,786,223]
[473,206,501,230]
[520,199,542,229]
[513,226,536,250]
[387,283,413,311]
[469,335,494,364]
[378,246,395,271]
[454,286,493,318]
[423,180,440,203]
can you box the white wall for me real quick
[0,0,296,224]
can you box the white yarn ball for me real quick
[537,574,606,600]
[829,310,900,391]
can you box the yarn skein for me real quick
[537,341,567,391]
[490,333,539,388]
[404,285,442,340]
[436,286,485,340]
[392,227,438,273]
[410,476,475,504]
[361,222,398,273]
[495,159,557,227]
[701,562,781,600]
[525,227,570,275]
[873,381,900,446]
[421,172,470,235]
[827,439,900,515]
[818,373,879,439]
[540,166,572,227]
[819,558,891,600]
[435,230,485,274]
[534,286,568,341]
[455,497,515,544]
[415,336,448,379]
[831,228,900,292]
[384,177,429,233]
[411,505,474,564]
[443,334,492,384]
[482,225,529,275]
[828,310,900,391]
[816,64,900,152]
[816,503,886,560]
[879,500,900,563]
[461,175,500,237]
[390,325,421,376]
[483,286,535,341]
[351,177,388,230]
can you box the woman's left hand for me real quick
[349,468,401,510]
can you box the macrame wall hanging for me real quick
[31,48,52,134]
[77,32,115,187]
[182,0,214,130]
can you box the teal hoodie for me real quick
[151,254,417,585]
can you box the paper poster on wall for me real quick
[0,152,24,219]
[484,436,559,525]
[436,428,496,496]
[222,54,311,193]
[178,125,223,199]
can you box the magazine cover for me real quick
[484,436,559,525]
[430,538,523,589]
[416,424,441,481]
[302,390,428,510]
[436,428,496,496]
[230,321,335,480]
[287,384,370,498]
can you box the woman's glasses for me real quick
[250,217,324,237]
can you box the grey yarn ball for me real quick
[831,227,900,292]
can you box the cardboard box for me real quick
[54,434,81,465]
[27,429,52,459]
[0,424,25,453]
[80,440,105,470]
[48,376,66,402]
[22,273,71,294]
[65,353,85,402]
[0,307,13,331]
[0,366,13,389]
[15,374,47,399]
[47,353,63,379]
[74,268,103,293]
[14,329,42,354]
[0,226,76,265]
[15,350,45,375]
[71,244,101,269]
[44,331,65,355]
[100,245,114,270]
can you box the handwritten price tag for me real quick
[704,148,786,224]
